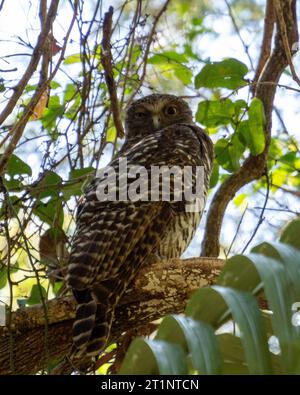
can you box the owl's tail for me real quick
[71,284,117,358]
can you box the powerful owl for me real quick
[66,94,214,358]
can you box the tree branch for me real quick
[0,0,59,127]
[0,1,78,176]
[126,0,171,106]
[252,0,275,95]
[201,0,299,257]
[101,6,125,138]
[0,258,223,375]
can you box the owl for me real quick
[66,94,214,358]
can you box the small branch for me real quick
[126,0,171,106]
[0,0,78,176]
[241,169,270,253]
[0,0,5,12]
[0,67,17,73]
[271,184,300,199]
[0,257,223,375]
[101,6,125,138]
[0,0,59,127]
[225,0,254,70]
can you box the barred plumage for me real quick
[66,94,214,357]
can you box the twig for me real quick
[225,0,254,70]
[0,0,5,12]
[271,184,300,199]
[126,0,171,106]
[0,67,17,72]
[101,6,125,138]
[252,207,300,215]
[225,203,248,258]
[241,169,270,253]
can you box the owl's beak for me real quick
[152,114,161,130]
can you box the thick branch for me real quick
[201,0,298,257]
[252,0,275,94]
[0,258,223,375]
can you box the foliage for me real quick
[120,219,300,374]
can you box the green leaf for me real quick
[148,51,189,65]
[218,334,249,374]
[196,99,235,127]
[209,162,219,188]
[217,254,261,293]
[173,64,193,84]
[31,171,62,199]
[25,84,37,93]
[34,198,64,227]
[195,58,248,90]
[148,51,192,85]
[6,154,32,176]
[233,193,247,207]
[69,167,95,180]
[247,253,300,373]
[63,167,95,199]
[120,338,187,374]
[238,98,265,155]
[50,81,61,89]
[63,83,78,103]
[0,195,21,219]
[41,98,64,133]
[106,127,117,143]
[186,287,229,327]
[156,315,222,374]
[63,53,81,65]
[26,284,47,305]
[0,267,7,289]
[0,78,5,92]
[215,136,244,172]
[52,281,63,296]
[3,178,23,191]
[212,285,272,374]
[234,99,248,115]
[280,218,300,250]
[253,241,300,301]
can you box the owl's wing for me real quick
[67,199,169,290]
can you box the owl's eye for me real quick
[165,105,177,115]
[134,111,147,119]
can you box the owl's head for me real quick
[125,94,193,140]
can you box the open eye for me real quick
[134,111,147,119]
[165,105,177,115]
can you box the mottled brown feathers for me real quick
[66,94,214,357]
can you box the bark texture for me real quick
[0,258,223,375]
